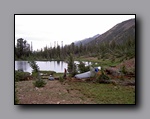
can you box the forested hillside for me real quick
[89,18,135,45]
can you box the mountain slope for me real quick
[88,18,135,45]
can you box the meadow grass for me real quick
[67,82,135,104]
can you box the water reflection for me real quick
[15,61,68,73]
[57,60,60,65]
[61,61,63,71]
[15,60,92,73]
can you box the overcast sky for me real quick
[15,15,135,51]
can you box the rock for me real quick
[81,79,86,81]
[59,93,61,95]
[114,86,118,89]
[57,102,60,104]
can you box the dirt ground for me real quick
[16,80,96,104]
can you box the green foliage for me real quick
[59,76,64,83]
[31,72,38,78]
[15,70,30,82]
[120,65,127,75]
[15,37,135,62]
[98,73,110,81]
[67,53,77,77]
[39,70,56,75]
[96,67,110,83]
[54,73,64,77]
[28,60,39,73]
[71,64,77,77]
[15,38,32,59]
[113,38,135,61]
[33,80,46,87]
[67,54,73,73]
[78,61,90,73]
[28,60,47,87]
[28,60,41,80]
[68,82,135,104]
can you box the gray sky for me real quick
[15,15,135,51]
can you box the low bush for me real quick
[33,80,46,87]
[15,70,31,82]
[31,71,38,78]
[78,61,90,73]
[120,65,127,75]
[59,76,64,83]
[96,67,110,83]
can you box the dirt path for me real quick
[16,80,96,104]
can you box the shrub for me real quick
[96,67,110,83]
[120,65,127,75]
[33,80,46,87]
[99,73,110,81]
[59,76,64,83]
[31,71,38,78]
[15,70,30,82]
[78,61,90,73]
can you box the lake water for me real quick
[15,61,92,73]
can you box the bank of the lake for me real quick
[75,56,122,68]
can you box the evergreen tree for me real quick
[67,53,77,77]
[28,60,46,87]
[57,45,61,59]
[15,38,31,59]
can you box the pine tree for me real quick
[28,60,46,87]
[67,53,77,77]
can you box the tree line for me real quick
[15,37,135,61]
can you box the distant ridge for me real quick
[74,34,100,46]
[88,18,135,45]
[73,18,135,46]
